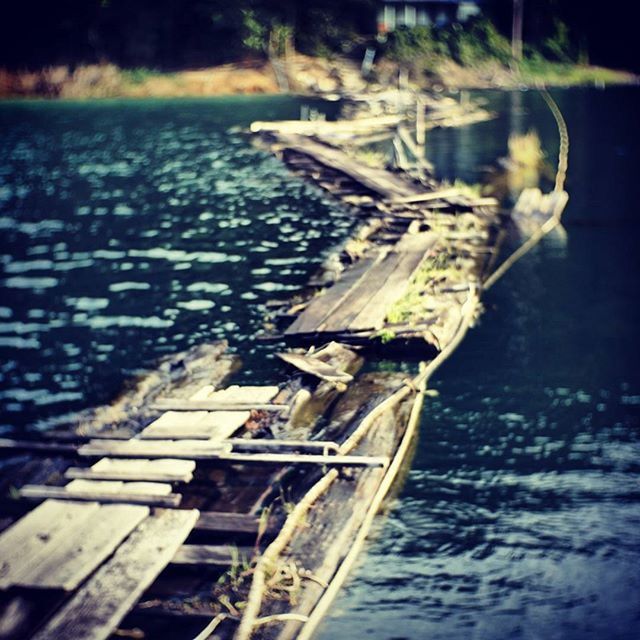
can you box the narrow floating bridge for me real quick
[1,97,569,639]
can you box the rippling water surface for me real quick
[1,89,639,639]
[0,96,347,432]
[318,88,640,640]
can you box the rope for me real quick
[232,289,479,640]
[483,87,570,291]
[540,88,569,193]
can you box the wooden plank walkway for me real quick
[31,508,198,640]
[286,232,439,337]
[279,134,421,200]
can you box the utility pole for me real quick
[512,0,524,61]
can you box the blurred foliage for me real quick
[0,0,635,72]
[386,18,513,74]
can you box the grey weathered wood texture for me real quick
[287,232,438,336]
[171,544,253,566]
[12,504,148,591]
[19,484,181,508]
[65,458,195,483]
[31,508,199,640]
[0,500,99,589]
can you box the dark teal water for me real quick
[0,96,347,433]
[1,89,639,639]
[318,88,640,640]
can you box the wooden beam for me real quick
[64,467,193,483]
[19,485,182,508]
[388,187,461,205]
[227,439,339,454]
[171,544,254,567]
[31,508,199,640]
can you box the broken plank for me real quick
[195,512,276,535]
[140,410,249,440]
[31,508,199,640]
[0,500,99,590]
[19,485,181,508]
[13,504,149,591]
[171,544,254,566]
[280,135,419,199]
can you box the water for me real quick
[0,96,347,433]
[317,88,640,640]
[1,89,639,639]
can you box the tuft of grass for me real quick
[508,130,544,169]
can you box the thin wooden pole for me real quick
[512,0,524,62]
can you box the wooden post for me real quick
[415,95,425,148]
[512,0,524,62]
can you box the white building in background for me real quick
[377,0,482,33]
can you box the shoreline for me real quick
[1,57,637,101]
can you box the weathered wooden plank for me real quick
[320,252,404,332]
[78,439,231,460]
[206,385,280,404]
[280,135,418,199]
[65,462,193,484]
[19,485,181,508]
[13,504,149,591]
[285,252,385,335]
[171,544,253,566]
[348,233,439,331]
[250,115,401,135]
[0,500,99,589]
[276,352,353,383]
[65,458,195,483]
[140,410,249,440]
[31,508,199,640]
[65,479,173,496]
[150,400,286,413]
[195,512,275,535]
